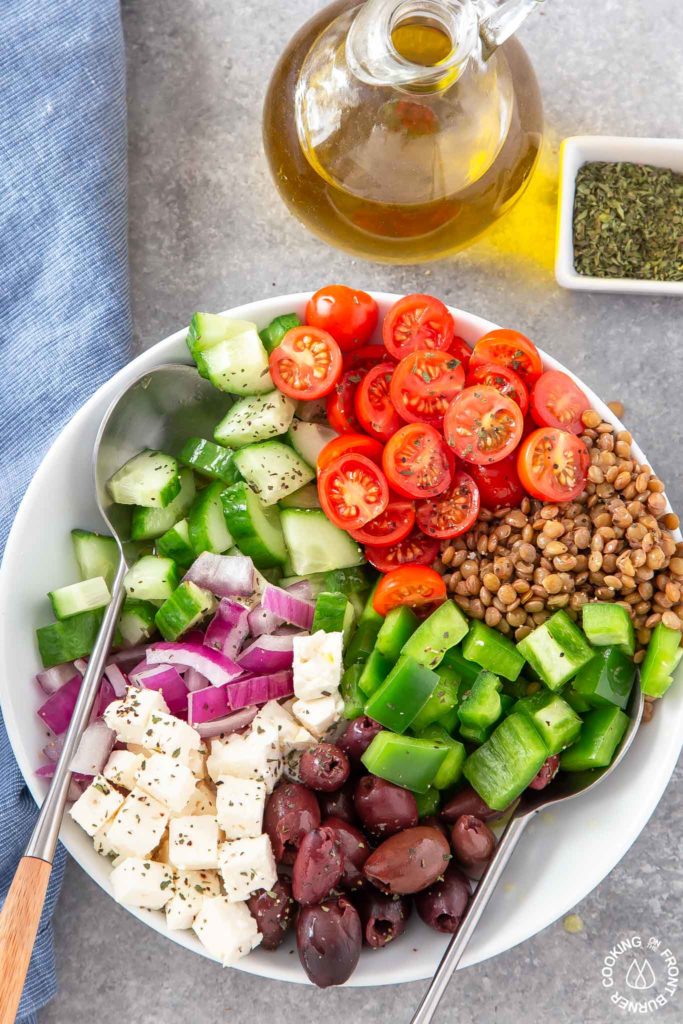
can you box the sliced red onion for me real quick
[184,667,210,692]
[238,635,294,674]
[36,663,80,696]
[205,599,250,659]
[227,670,294,710]
[92,678,117,719]
[274,625,307,637]
[103,663,129,698]
[247,603,283,637]
[106,645,151,669]
[285,580,316,602]
[146,642,242,687]
[195,706,258,740]
[70,718,116,776]
[42,733,65,763]
[36,763,93,784]
[262,583,314,630]
[133,664,188,715]
[37,676,82,735]
[183,552,254,597]
[183,629,206,646]
[188,683,230,725]
[74,658,89,675]
[67,778,88,802]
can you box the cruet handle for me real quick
[479,0,546,58]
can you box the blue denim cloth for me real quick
[0,1,131,1018]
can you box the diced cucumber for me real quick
[287,419,337,469]
[130,468,196,542]
[214,391,296,449]
[186,314,272,395]
[312,592,355,644]
[156,519,195,569]
[279,483,321,510]
[462,620,525,682]
[233,441,314,506]
[280,508,364,576]
[155,581,217,642]
[107,450,180,508]
[560,706,629,772]
[36,610,104,668]
[259,566,283,585]
[221,481,287,568]
[375,606,418,662]
[178,437,240,484]
[71,529,119,588]
[118,599,158,646]
[259,312,301,354]
[581,602,635,656]
[463,712,548,810]
[516,610,594,691]
[400,601,468,670]
[189,481,233,555]
[124,556,179,602]
[640,623,683,698]
[514,691,582,754]
[48,576,111,620]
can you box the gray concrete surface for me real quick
[41,0,683,1021]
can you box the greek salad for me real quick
[33,287,683,986]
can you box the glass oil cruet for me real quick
[263,0,546,263]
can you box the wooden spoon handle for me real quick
[0,855,53,1024]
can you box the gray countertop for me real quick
[41,0,682,1020]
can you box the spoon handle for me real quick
[410,812,532,1024]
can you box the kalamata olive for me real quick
[264,782,321,864]
[356,889,412,948]
[318,782,357,824]
[354,776,418,839]
[420,815,449,839]
[441,785,502,824]
[324,816,370,890]
[363,826,451,895]
[292,826,344,905]
[414,864,471,933]
[296,897,362,988]
[246,878,294,950]
[338,716,383,764]
[450,814,496,879]
[300,742,350,792]
[528,755,560,790]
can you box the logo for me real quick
[601,935,679,1014]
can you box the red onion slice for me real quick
[247,603,283,637]
[36,663,80,696]
[205,599,250,659]
[183,552,254,597]
[227,670,294,710]
[132,664,188,715]
[195,706,258,740]
[188,683,230,725]
[103,663,129,698]
[146,642,242,687]
[37,677,82,735]
[238,635,295,674]
[262,583,314,630]
[70,718,116,776]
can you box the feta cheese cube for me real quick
[103,749,144,792]
[154,831,170,864]
[187,749,207,779]
[168,815,220,870]
[293,630,343,702]
[93,818,124,866]
[110,857,174,910]
[218,834,277,902]
[253,700,315,755]
[207,722,282,793]
[172,779,217,819]
[69,775,125,837]
[215,776,266,840]
[135,752,197,813]
[144,710,203,765]
[107,787,169,859]
[193,897,261,965]
[103,686,169,745]
[165,868,221,931]
[290,692,344,738]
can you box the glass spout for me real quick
[479,0,546,59]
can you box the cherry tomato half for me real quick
[449,335,473,371]
[355,362,403,442]
[365,530,440,573]
[466,361,529,416]
[270,326,342,401]
[383,293,455,360]
[373,565,446,615]
[326,369,362,434]
[390,350,466,426]
[416,471,480,539]
[444,385,524,466]
[343,345,389,373]
[317,433,383,474]
[348,500,415,546]
[517,427,590,503]
[318,453,389,531]
[469,329,543,388]
[467,454,526,510]
[530,370,592,435]
[306,285,379,352]
[383,423,452,499]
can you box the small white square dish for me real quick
[555,135,683,296]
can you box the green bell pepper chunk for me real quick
[414,786,441,818]
[340,663,365,720]
[258,312,301,354]
[516,610,594,691]
[560,706,629,771]
[640,623,683,698]
[361,731,449,793]
[499,694,515,717]
[463,712,548,810]
[419,725,466,790]
[438,706,460,734]
[358,648,393,697]
[400,601,468,669]
[458,670,502,732]
[364,655,440,733]
[375,605,418,661]
[581,602,635,656]
[410,664,460,732]
[441,646,480,688]
[344,582,384,667]
[572,646,636,710]
[514,691,582,754]
[462,620,525,681]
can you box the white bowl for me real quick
[555,135,683,296]
[1,292,682,987]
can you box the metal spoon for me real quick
[410,679,645,1024]
[0,363,230,1024]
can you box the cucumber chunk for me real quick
[71,529,119,588]
[279,483,321,510]
[215,391,296,449]
[107,450,180,508]
[233,441,314,506]
[221,481,287,568]
[312,592,355,644]
[463,712,548,810]
[178,437,240,484]
[188,481,233,555]
[48,577,111,620]
[124,556,179,602]
[287,419,337,469]
[259,312,301,354]
[155,581,217,641]
[36,610,104,668]
[118,599,158,646]
[187,313,272,395]
[130,468,196,542]
[514,691,582,754]
[581,601,635,656]
[156,519,196,569]
[280,508,364,576]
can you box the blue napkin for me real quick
[0,1,131,1018]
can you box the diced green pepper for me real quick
[259,312,301,354]
[340,663,365,720]
[375,605,418,661]
[438,706,460,734]
[572,646,636,710]
[640,623,683,698]
[516,610,594,691]
[364,655,440,733]
[400,601,468,669]
[565,688,591,713]
[358,648,393,697]
[560,706,629,771]
[441,646,480,688]
[410,664,460,732]
[514,691,582,754]
[462,620,525,681]
[362,731,449,793]
[344,582,384,667]
[458,670,502,732]
[463,712,548,810]
[414,786,441,818]
[581,602,635,656]
[459,721,494,745]
[324,566,371,597]
[499,694,515,717]
[419,725,466,790]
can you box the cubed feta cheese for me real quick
[215,776,266,840]
[144,710,203,765]
[218,834,277,902]
[293,630,343,702]
[207,723,281,793]
[172,779,217,819]
[106,787,169,859]
[110,857,174,910]
[168,815,220,870]
[193,897,261,965]
[253,700,315,755]
[103,749,144,792]
[103,686,169,745]
[69,775,125,837]
[187,749,207,779]
[290,692,344,738]
[135,752,197,813]
[165,869,221,931]
[93,818,124,865]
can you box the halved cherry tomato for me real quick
[466,361,529,416]
[530,370,591,435]
[306,285,379,352]
[355,362,403,442]
[349,499,415,546]
[326,369,362,434]
[317,433,383,474]
[416,471,480,539]
[467,454,525,510]
[383,423,452,499]
[449,335,473,371]
[318,453,389,530]
[444,385,524,466]
[390,351,465,426]
[517,428,590,503]
[365,530,440,573]
[373,565,446,615]
[383,293,455,360]
[343,345,389,372]
[469,329,543,388]
[270,326,342,400]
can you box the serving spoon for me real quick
[410,678,645,1024]
[0,363,230,1024]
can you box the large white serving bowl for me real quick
[1,293,681,987]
